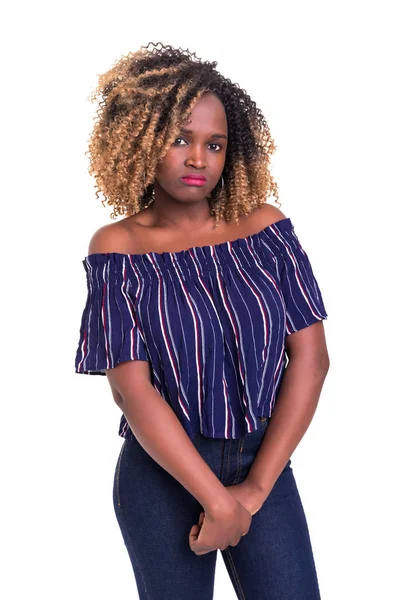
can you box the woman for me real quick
[75,42,329,600]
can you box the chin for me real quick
[171,189,209,201]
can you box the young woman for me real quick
[75,42,329,600]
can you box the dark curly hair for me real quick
[86,41,281,226]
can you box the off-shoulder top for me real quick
[74,217,328,439]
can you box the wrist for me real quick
[245,475,272,499]
[203,488,238,515]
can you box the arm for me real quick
[108,360,236,512]
[246,321,330,497]
[87,224,237,513]
[107,361,252,554]
[88,225,251,554]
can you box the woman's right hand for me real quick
[189,499,252,555]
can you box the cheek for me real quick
[211,156,226,177]
[155,153,177,180]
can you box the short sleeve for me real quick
[74,253,150,375]
[274,222,328,336]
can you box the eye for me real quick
[173,137,187,146]
[208,143,222,151]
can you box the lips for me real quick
[180,175,207,187]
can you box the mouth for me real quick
[180,176,207,187]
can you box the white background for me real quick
[2,1,399,598]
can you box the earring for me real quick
[218,175,224,199]
[208,176,225,203]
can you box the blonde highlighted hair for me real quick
[86,42,281,226]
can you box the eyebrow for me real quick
[179,127,228,140]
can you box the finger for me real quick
[189,538,206,555]
[188,529,200,552]
[189,525,200,542]
[194,546,211,556]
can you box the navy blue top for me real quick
[75,217,328,439]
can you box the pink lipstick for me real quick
[180,175,207,187]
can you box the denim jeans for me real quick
[112,416,321,600]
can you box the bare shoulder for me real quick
[87,221,131,255]
[252,203,287,228]
[257,204,286,227]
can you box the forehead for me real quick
[181,93,227,133]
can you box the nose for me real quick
[185,144,207,169]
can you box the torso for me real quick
[111,203,285,255]
[95,202,286,400]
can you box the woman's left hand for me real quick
[224,479,268,517]
[195,480,267,544]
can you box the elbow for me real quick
[287,349,330,373]
[107,376,154,410]
[313,351,330,380]
[110,385,125,406]
[319,351,330,374]
[106,360,153,405]
[287,351,330,383]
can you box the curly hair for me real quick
[86,41,281,226]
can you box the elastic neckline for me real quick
[85,217,292,261]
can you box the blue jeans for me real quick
[112,416,321,599]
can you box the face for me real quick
[154,92,228,204]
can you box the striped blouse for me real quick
[74,217,328,440]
